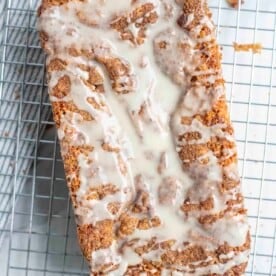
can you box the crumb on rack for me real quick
[13,90,20,100]
[3,131,10,137]
[227,0,244,8]
[9,161,15,168]
[233,42,262,54]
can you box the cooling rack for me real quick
[0,0,275,275]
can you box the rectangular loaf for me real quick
[38,0,250,274]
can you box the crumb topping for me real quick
[233,42,262,54]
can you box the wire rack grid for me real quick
[0,0,276,275]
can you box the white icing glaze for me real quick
[91,242,127,274]
[38,0,250,274]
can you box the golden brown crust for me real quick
[51,101,94,127]
[224,262,248,275]
[162,246,208,266]
[220,172,240,192]
[77,220,114,262]
[181,0,210,26]
[38,0,84,14]
[86,184,120,201]
[51,75,71,98]
[62,145,93,206]
[181,197,215,213]
[47,58,67,71]
[125,234,250,275]
[110,3,158,45]
[194,99,230,127]
[95,56,135,93]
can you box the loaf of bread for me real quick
[38,0,250,274]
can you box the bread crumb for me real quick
[9,161,15,168]
[233,42,262,54]
[227,0,244,9]
[3,131,10,137]
[13,90,20,100]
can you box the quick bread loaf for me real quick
[38,0,250,274]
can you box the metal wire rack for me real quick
[0,0,275,275]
